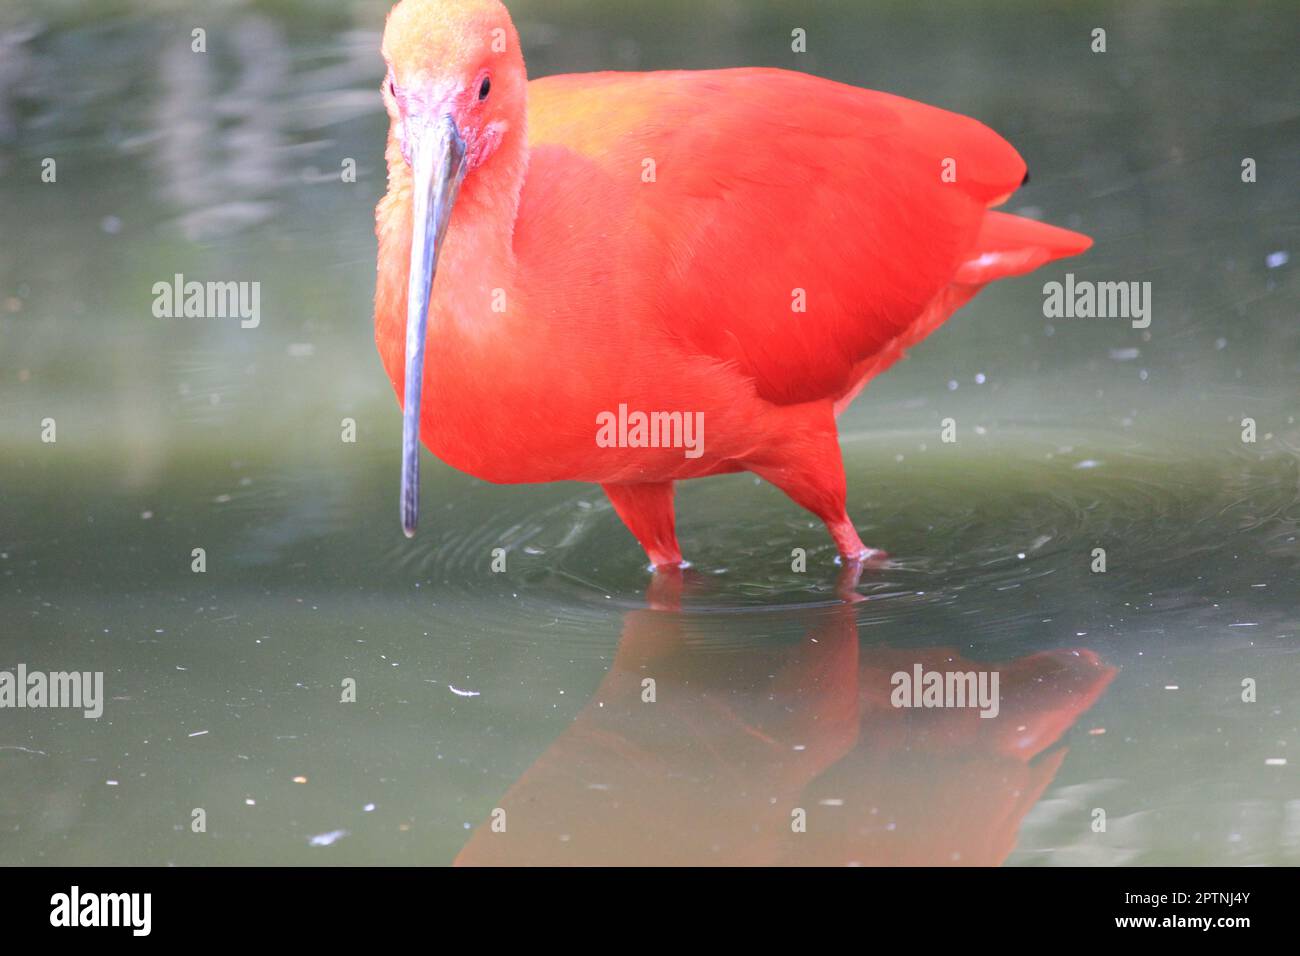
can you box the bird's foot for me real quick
[647,553,688,573]
[834,548,889,602]
[645,562,708,610]
[835,547,890,567]
[828,519,889,567]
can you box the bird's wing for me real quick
[524,68,1036,405]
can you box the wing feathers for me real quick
[522,69,1089,406]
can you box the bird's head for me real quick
[380,0,525,537]
[381,0,524,178]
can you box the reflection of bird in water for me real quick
[455,569,1114,866]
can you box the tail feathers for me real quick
[833,212,1092,417]
[954,211,1092,286]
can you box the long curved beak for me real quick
[401,113,467,537]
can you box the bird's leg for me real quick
[753,460,875,560]
[602,481,684,570]
[744,410,886,565]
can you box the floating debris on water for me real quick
[309,829,349,847]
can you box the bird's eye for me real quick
[478,75,491,101]
[387,73,397,98]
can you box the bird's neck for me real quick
[451,115,528,271]
[382,116,528,343]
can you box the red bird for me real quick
[374,0,1092,569]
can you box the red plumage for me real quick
[374,0,1092,568]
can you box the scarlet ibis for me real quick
[374,0,1092,569]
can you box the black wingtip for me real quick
[1021,168,1031,186]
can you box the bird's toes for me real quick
[836,547,890,568]
[647,558,690,573]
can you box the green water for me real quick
[1,0,1297,865]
